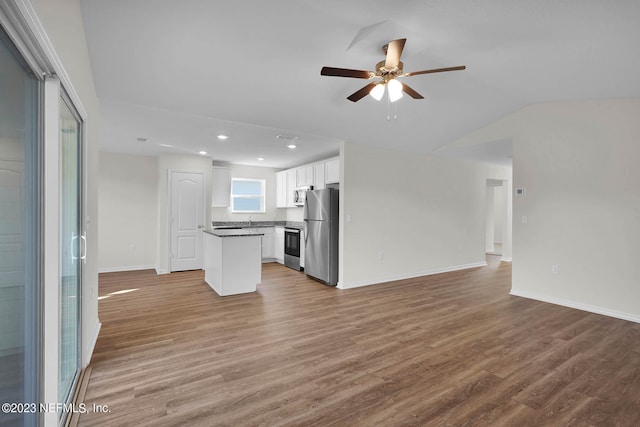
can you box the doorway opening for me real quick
[485,179,508,256]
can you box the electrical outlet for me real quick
[522,216,528,224]
[551,265,559,274]
[378,251,384,262]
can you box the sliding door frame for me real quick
[0,1,89,425]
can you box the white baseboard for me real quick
[98,264,156,273]
[338,261,488,290]
[510,288,640,324]
[83,321,101,366]
[501,257,512,262]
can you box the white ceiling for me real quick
[81,0,640,169]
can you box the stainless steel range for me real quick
[284,227,302,271]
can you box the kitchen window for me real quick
[231,178,265,213]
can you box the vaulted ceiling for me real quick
[81,0,640,168]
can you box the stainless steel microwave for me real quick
[293,185,313,206]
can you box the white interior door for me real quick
[170,171,204,271]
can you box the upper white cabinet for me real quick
[276,171,287,208]
[296,164,314,186]
[325,157,340,184]
[276,156,340,208]
[211,166,231,207]
[286,169,297,207]
[313,162,325,190]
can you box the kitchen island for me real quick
[203,228,264,296]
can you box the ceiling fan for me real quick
[321,38,465,102]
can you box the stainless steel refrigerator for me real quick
[303,188,339,286]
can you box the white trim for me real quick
[82,321,101,367]
[13,0,87,118]
[0,3,49,77]
[509,288,640,324]
[501,257,512,262]
[155,268,170,275]
[0,0,87,119]
[338,261,488,290]
[42,76,60,426]
[98,265,157,273]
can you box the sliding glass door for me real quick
[0,25,41,427]
[58,94,83,406]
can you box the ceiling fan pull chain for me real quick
[387,94,391,121]
[394,101,398,121]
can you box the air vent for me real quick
[276,134,298,141]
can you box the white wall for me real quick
[211,163,286,222]
[451,98,640,322]
[98,153,157,272]
[340,142,511,289]
[285,207,304,222]
[511,99,640,322]
[156,153,212,273]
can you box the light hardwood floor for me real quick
[80,258,640,426]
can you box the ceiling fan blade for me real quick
[405,65,466,77]
[347,83,377,102]
[384,38,406,70]
[401,83,424,99]
[321,66,372,79]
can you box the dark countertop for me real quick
[211,221,304,230]
[204,228,265,238]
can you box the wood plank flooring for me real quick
[79,258,640,426]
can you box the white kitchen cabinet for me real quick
[276,170,287,208]
[246,227,275,261]
[211,166,231,207]
[286,169,297,207]
[203,230,261,296]
[275,156,339,207]
[274,226,284,264]
[260,227,274,261]
[296,164,314,187]
[325,157,340,184]
[313,162,325,190]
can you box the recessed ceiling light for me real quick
[199,151,207,155]
[217,134,229,140]
[287,144,297,149]
[257,157,265,161]
[159,143,173,148]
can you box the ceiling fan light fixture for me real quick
[387,79,403,102]
[369,83,385,101]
